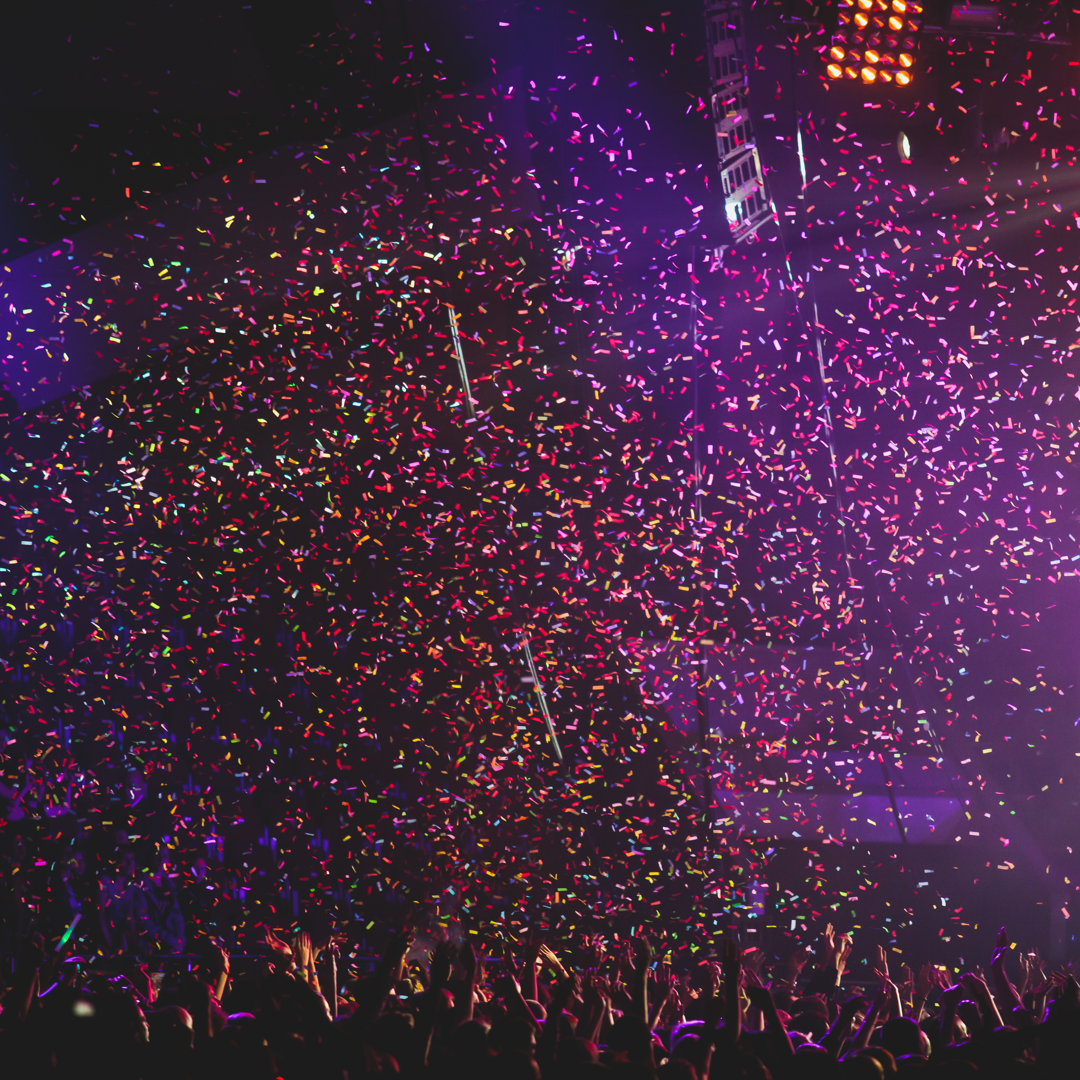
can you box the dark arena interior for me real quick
[2,1,1080,1076]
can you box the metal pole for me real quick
[519,633,563,763]
[447,305,476,419]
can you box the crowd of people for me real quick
[1,883,1074,1080]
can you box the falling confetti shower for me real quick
[1,2,1080,955]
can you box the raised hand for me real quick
[784,945,810,985]
[991,926,1010,968]
[461,939,478,976]
[657,956,676,987]
[1017,951,1034,992]
[294,930,314,972]
[722,937,743,1041]
[834,934,854,977]
[575,975,610,1044]
[265,926,293,959]
[583,934,607,972]
[523,932,544,968]
[742,946,766,978]
[880,977,903,1020]
[539,943,568,978]
[386,929,416,988]
[559,970,583,1003]
[612,941,633,986]
[430,941,453,991]
[822,994,867,1057]
[495,964,521,996]
[1031,948,1047,982]
[391,928,416,962]
[823,923,837,960]
[873,944,890,983]
[519,933,544,1001]
[632,935,654,972]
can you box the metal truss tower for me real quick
[704,0,771,243]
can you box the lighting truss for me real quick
[705,0,771,244]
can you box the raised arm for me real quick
[804,924,852,999]
[989,927,1024,1016]
[415,940,453,1070]
[910,962,935,1023]
[848,983,888,1053]
[539,971,580,1074]
[822,995,866,1059]
[746,983,794,1059]
[520,935,543,1005]
[497,964,540,1025]
[578,974,613,1045]
[723,937,742,1046]
[937,982,964,1046]
[962,971,1004,1031]
[460,939,480,1023]
[207,940,231,1004]
[358,929,415,1022]
[630,935,653,1024]
[872,947,902,1021]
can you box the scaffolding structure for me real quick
[704,0,771,243]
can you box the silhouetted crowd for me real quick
[1,886,1073,1080]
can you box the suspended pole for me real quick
[688,275,715,847]
[447,304,476,419]
[519,633,563,763]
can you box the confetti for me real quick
[0,1,1078,961]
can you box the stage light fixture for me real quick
[825,0,923,86]
[828,62,844,78]
[895,69,911,84]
